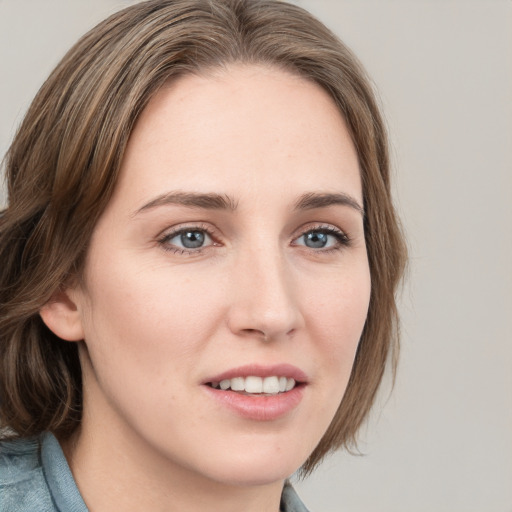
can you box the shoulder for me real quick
[281,481,311,512]
[0,436,41,482]
[0,436,56,512]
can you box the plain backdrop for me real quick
[1,1,511,511]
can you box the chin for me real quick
[209,463,298,488]
[188,441,311,487]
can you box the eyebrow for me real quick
[133,191,238,216]
[294,192,364,217]
[133,190,364,217]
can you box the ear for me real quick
[39,288,85,342]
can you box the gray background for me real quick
[1,1,511,511]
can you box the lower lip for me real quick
[203,385,305,421]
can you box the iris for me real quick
[181,230,205,248]
[303,231,329,248]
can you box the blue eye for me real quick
[179,230,206,248]
[161,228,213,251]
[303,231,330,248]
[295,228,348,250]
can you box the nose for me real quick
[226,245,304,342]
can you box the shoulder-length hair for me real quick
[0,0,406,474]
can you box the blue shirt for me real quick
[0,433,310,511]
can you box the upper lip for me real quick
[203,364,308,384]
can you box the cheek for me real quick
[78,257,228,378]
[76,259,231,451]
[302,263,371,391]
[307,262,370,338]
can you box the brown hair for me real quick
[0,0,406,473]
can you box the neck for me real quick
[61,413,284,512]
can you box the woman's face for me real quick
[70,65,370,487]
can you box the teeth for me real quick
[245,376,263,393]
[230,377,245,391]
[210,376,298,394]
[263,376,280,394]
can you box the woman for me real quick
[0,1,406,510]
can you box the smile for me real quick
[202,364,307,421]
[208,376,296,394]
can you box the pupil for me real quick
[181,231,205,248]
[305,232,327,248]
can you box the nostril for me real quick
[243,328,268,341]
[240,327,296,342]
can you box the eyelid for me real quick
[292,222,349,239]
[158,221,215,238]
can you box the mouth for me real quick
[202,365,307,420]
[206,375,300,396]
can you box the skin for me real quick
[41,65,371,512]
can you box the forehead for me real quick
[114,64,361,209]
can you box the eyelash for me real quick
[157,223,351,255]
[157,223,217,255]
[295,224,352,253]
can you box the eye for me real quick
[159,227,215,253]
[293,227,349,250]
